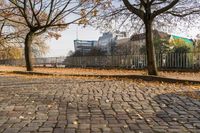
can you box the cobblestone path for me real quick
[0,75,200,133]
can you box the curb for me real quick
[1,71,200,85]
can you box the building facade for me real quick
[74,40,97,55]
[97,31,128,55]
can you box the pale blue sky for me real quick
[46,25,101,57]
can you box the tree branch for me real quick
[152,0,179,19]
[122,0,144,20]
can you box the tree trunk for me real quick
[145,20,158,75]
[25,32,34,71]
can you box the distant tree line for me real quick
[69,47,107,57]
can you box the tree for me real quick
[32,36,49,57]
[139,30,171,54]
[166,45,192,69]
[194,40,200,52]
[0,15,49,59]
[0,12,23,59]
[86,47,107,56]
[0,0,101,71]
[140,38,171,54]
[92,0,200,75]
[0,47,22,60]
[70,50,84,57]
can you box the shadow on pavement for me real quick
[152,91,200,132]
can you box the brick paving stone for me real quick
[0,75,200,133]
[39,127,53,132]
[3,128,20,133]
[20,126,39,132]
[53,128,65,133]
[65,128,76,133]
[12,123,27,129]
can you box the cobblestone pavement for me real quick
[0,75,200,133]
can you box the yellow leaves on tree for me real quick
[78,18,89,25]
[92,9,98,17]
[47,32,61,40]
[0,47,22,60]
[78,0,112,26]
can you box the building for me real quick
[73,30,194,57]
[96,30,196,56]
[129,30,170,55]
[169,35,194,49]
[74,40,97,55]
[113,30,195,55]
[97,31,128,55]
[97,32,114,54]
[113,38,130,55]
[115,31,128,40]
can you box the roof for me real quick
[130,33,145,41]
[171,35,193,46]
[130,30,169,41]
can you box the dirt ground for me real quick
[0,65,200,81]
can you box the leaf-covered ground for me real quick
[0,66,200,81]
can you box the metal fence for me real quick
[64,52,200,69]
[1,53,200,69]
[0,57,66,67]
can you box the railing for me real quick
[64,55,147,68]
[64,52,200,69]
[0,57,66,67]
[0,53,200,70]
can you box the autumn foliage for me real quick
[0,0,109,71]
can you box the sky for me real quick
[45,25,101,57]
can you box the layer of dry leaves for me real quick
[0,66,200,81]
[0,66,200,100]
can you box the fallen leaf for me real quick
[73,121,78,125]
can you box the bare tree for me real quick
[0,0,101,71]
[93,0,200,75]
